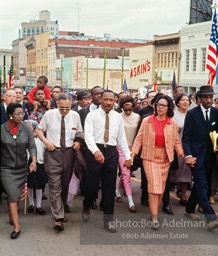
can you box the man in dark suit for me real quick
[182,85,218,230]
[1,89,16,125]
[78,86,104,209]
[72,89,91,112]
[14,86,28,121]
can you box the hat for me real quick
[76,90,91,100]
[198,86,214,95]
[151,93,164,105]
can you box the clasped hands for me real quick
[185,156,197,168]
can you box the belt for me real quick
[96,143,116,148]
[55,147,72,150]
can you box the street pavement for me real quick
[0,170,218,256]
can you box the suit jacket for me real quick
[182,106,218,160]
[78,105,91,129]
[0,105,8,125]
[132,114,183,162]
[1,122,37,168]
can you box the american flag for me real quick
[7,57,14,89]
[206,9,218,86]
[20,178,28,201]
[152,81,157,92]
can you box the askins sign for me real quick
[130,60,150,78]
[129,45,154,89]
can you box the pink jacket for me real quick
[132,115,184,162]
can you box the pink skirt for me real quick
[142,147,170,194]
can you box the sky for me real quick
[0,0,191,49]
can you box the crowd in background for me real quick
[1,76,218,239]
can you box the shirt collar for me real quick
[200,104,210,114]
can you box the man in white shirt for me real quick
[36,93,83,231]
[82,90,131,233]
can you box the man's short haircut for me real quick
[101,90,115,97]
[90,86,103,95]
[14,86,24,91]
[146,90,155,98]
[57,93,72,102]
[52,86,64,92]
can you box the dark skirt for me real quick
[27,162,48,189]
[0,165,27,202]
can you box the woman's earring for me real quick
[10,117,12,120]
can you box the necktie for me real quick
[104,113,109,143]
[205,110,209,123]
[60,116,66,151]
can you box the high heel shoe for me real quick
[150,215,159,230]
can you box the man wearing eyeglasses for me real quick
[14,86,28,121]
[1,89,16,125]
[36,93,83,231]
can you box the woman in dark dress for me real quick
[0,103,37,239]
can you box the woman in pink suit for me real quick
[131,95,184,230]
[116,96,140,212]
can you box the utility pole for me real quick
[60,55,64,88]
[86,57,88,89]
[103,48,107,88]
[121,48,124,90]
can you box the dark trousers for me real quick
[44,148,74,220]
[83,145,119,222]
[141,164,170,206]
[186,155,217,223]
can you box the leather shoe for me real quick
[82,207,90,222]
[54,221,64,231]
[141,200,149,207]
[129,205,137,213]
[64,204,71,213]
[104,221,117,233]
[116,196,123,203]
[184,212,202,221]
[27,205,34,213]
[36,207,46,215]
[162,206,174,215]
[207,219,218,230]
[91,201,97,209]
[11,230,21,239]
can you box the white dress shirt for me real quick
[200,104,211,121]
[84,107,131,160]
[38,109,83,147]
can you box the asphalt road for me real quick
[0,170,218,256]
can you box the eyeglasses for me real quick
[123,109,132,112]
[15,92,23,94]
[156,103,168,108]
[53,91,61,94]
[59,107,71,111]
[6,95,16,98]
[14,112,25,116]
